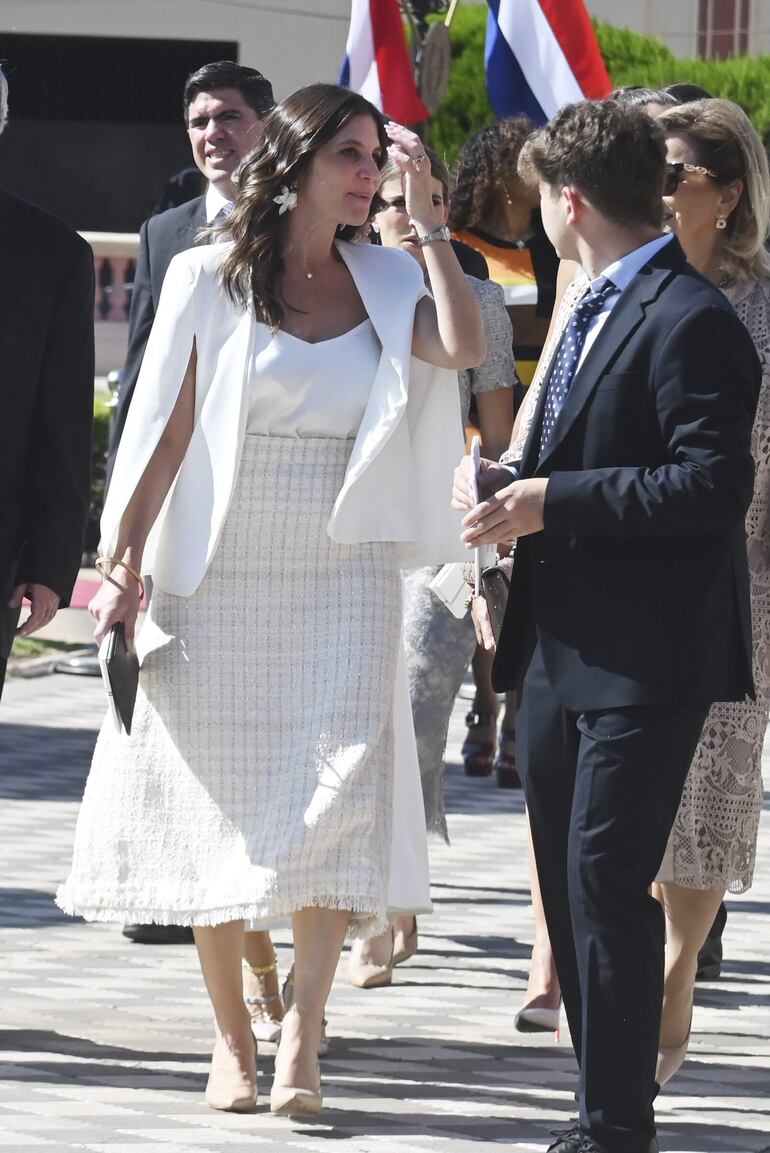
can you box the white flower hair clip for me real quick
[273,185,298,214]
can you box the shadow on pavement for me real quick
[0,723,94,800]
[0,887,74,928]
[0,1027,203,1065]
[0,1029,766,1150]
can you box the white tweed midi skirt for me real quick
[58,434,428,935]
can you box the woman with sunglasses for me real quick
[652,97,770,1084]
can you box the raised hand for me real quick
[384,121,444,232]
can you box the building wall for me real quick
[0,1,353,229]
[0,1,351,99]
[585,0,770,58]
[585,0,700,56]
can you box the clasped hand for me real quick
[451,454,547,653]
[451,454,548,546]
[89,571,141,647]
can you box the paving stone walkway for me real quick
[1,671,769,1152]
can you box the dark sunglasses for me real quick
[664,161,719,196]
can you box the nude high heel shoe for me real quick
[204,1035,258,1112]
[270,1011,323,1116]
[656,1019,692,1086]
[347,929,394,988]
[514,1002,561,1033]
[270,1076,323,1116]
[657,999,693,1086]
[392,918,418,966]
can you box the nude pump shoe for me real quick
[392,918,418,966]
[347,929,394,988]
[204,1035,258,1112]
[270,1013,323,1116]
[656,1021,692,1086]
[270,1079,323,1116]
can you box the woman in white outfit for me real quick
[57,84,484,1117]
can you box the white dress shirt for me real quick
[205,183,233,223]
[575,233,673,373]
[500,233,673,477]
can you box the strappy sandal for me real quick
[242,957,284,1044]
[461,709,497,777]
[493,728,522,789]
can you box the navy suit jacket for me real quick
[493,239,761,710]
[0,187,94,659]
[108,195,207,470]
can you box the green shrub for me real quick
[88,392,113,553]
[428,11,770,164]
[427,6,495,167]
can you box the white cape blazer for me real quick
[102,239,467,596]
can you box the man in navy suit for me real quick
[108,60,274,471]
[456,101,759,1153]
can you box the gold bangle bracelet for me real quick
[95,556,146,602]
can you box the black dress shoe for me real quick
[547,1125,582,1152]
[579,1139,658,1153]
[122,923,195,944]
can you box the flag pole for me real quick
[445,0,461,29]
[400,1,424,49]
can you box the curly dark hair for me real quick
[449,116,537,230]
[518,100,666,229]
[219,83,388,329]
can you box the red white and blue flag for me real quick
[340,0,430,125]
[485,0,611,124]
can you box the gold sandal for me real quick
[242,957,284,1044]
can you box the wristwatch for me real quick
[414,224,451,247]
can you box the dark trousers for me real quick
[0,604,20,702]
[517,642,708,1153]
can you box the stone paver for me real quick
[1,671,769,1152]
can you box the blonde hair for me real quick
[657,98,770,284]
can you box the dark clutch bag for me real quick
[480,554,514,645]
[98,623,140,735]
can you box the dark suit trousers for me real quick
[0,605,20,701]
[517,642,708,1153]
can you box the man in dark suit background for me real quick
[456,101,759,1153]
[107,60,274,470]
[0,67,95,697]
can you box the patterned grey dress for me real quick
[403,277,516,840]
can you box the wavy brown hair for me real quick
[219,83,388,328]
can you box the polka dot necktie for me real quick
[539,277,617,459]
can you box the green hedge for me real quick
[88,393,112,553]
[428,11,770,165]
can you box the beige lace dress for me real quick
[515,270,770,893]
[659,276,770,892]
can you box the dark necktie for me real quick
[539,277,617,458]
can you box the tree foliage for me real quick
[427,9,770,166]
